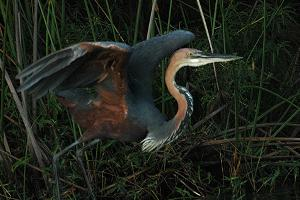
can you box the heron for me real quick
[17,30,240,199]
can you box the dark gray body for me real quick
[17,30,195,143]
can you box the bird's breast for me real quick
[59,88,149,142]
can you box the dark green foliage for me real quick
[0,0,299,199]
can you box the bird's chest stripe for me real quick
[175,87,193,132]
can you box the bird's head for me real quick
[170,48,242,68]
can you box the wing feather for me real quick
[28,64,79,98]
[16,47,75,79]
[17,42,130,100]
[128,30,194,101]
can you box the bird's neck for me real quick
[165,59,188,125]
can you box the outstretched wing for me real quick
[128,30,195,101]
[17,42,131,99]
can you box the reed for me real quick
[0,0,299,199]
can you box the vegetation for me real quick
[0,0,299,199]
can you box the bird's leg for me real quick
[53,140,81,200]
[76,139,101,200]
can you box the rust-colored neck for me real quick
[165,49,189,123]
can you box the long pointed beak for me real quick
[190,50,242,66]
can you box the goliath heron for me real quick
[17,30,240,199]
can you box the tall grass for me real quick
[0,0,299,199]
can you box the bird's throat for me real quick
[165,60,188,124]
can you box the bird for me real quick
[16,30,241,199]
